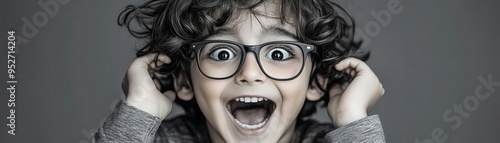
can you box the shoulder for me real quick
[293,119,336,143]
[154,115,210,143]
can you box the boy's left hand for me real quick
[327,58,385,127]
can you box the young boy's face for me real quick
[186,5,319,143]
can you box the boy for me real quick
[93,0,385,142]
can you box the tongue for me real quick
[233,107,267,125]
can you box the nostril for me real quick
[239,79,248,83]
[238,79,263,84]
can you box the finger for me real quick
[163,90,176,102]
[131,53,171,73]
[140,53,171,65]
[127,53,171,94]
[343,68,356,77]
[146,54,171,78]
[156,54,171,65]
[133,53,171,79]
[335,58,370,75]
[147,54,172,69]
[335,58,382,107]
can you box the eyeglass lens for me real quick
[198,42,305,79]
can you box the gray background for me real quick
[2,0,499,142]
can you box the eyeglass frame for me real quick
[190,40,316,81]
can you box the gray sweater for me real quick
[92,101,385,143]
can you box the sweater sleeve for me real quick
[91,100,162,143]
[325,115,386,143]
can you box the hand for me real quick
[327,58,385,127]
[122,53,176,120]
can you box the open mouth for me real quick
[226,97,276,130]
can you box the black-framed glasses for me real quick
[190,40,316,81]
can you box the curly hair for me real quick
[118,0,368,120]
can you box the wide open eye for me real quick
[210,48,236,61]
[265,47,292,61]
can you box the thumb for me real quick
[163,90,176,103]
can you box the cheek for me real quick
[275,76,309,105]
[277,57,313,99]
[274,59,313,119]
[191,62,220,99]
[189,62,227,116]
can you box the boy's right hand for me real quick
[122,53,175,120]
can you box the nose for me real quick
[235,53,266,85]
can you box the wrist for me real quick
[126,95,168,120]
[331,110,367,127]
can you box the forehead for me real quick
[208,25,297,40]
[206,4,297,42]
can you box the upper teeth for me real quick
[235,97,268,103]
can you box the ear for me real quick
[306,74,328,101]
[172,72,194,101]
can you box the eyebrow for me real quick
[207,26,297,40]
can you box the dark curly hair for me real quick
[118,0,368,120]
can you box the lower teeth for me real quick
[235,118,268,130]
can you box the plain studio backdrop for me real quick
[1,0,499,142]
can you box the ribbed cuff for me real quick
[99,100,162,143]
[325,115,386,143]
